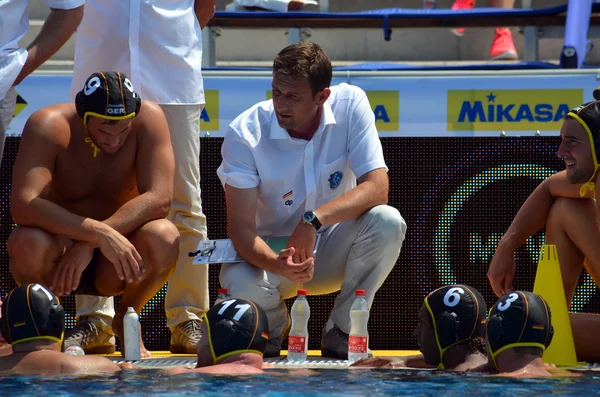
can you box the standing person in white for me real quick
[217,42,407,359]
[65,0,215,354]
[0,0,83,168]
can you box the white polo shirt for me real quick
[0,0,84,99]
[217,83,388,237]
[69,0,204,105]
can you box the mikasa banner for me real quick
[8,69,599,138]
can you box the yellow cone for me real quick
[532,244,578,366]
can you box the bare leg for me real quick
[570,312,600,363]
[545,197,600,306]
[94,219,179,358]
[7,226,69,288]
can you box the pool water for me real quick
[1,368,599,397]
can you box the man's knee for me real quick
[366,205,408,244]
[220,263,279,309]
[134,219,180,274]
[7,227,57,284]
[548,197,596,226]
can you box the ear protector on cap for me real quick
[0,283,65,346]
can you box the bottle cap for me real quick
[297,289,307,296]
[126,306,136,313]
[356,289,366,296]
[218,288,228,295]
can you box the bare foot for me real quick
[112,315,152,359]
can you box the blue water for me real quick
[1,368,600,396]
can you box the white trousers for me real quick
[220,205,407,338]
[75,104,209,331]
[0,87,17,167]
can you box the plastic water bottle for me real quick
[287,289,310,362]
[215,288,232,304]
[123,306,141,361]
[348,289,369,362]
[64,346,85,355]
[423,0,436,9]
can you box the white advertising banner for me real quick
[8,70,600,138]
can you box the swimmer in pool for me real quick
[351,284,488,370]
[480,290,555,378]
[7,71,179,358]
[0,283,121,375]
[168,298,270,375]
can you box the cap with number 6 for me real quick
[486,290,554,368]
[203,298,269,364]
[0,284,64,346]
[424,284,487,367]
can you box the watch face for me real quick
[303,212,314,223]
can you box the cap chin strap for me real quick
[202,313,218,365]
[568,111,600,198]
[84,137,101,158]
[488,341,546,371]
[424,298,467,370]
[11,334,64,347]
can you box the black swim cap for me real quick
[75,71,141,126]
[204,298,269,364]
[423,284,487,369]
[487,291,553,369]
[0,284,64,346]
[565,101,600,196]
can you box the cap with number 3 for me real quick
[487,290,554,365]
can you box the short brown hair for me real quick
[273,42,332,95]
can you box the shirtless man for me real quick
[168,298,269,375]
[7,71,179,357]
[0,283,121,375]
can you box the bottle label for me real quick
[288,335,306,353]
[348,335,368,353]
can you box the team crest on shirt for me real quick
[282,190,294,206]
[328,171,343,189]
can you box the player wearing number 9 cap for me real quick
[168,298,270,375]
[485,290,554,377]
[0,283,121,375]
[7,71,179,358]
[351,284,488,370]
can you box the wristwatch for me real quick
[302,211,322,231]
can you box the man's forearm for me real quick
[316,179,387,227]
[497,180,556,252]
[194,0,216,29]
[12,198,106,245]
[229,228,279,271]
[13,6,84,86]
[102,193,170,236]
